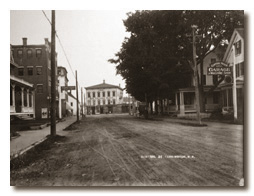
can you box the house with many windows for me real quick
[10,45,35,118]
[85,80,124,114]
[220,28,244,122]
[11,38,59,119]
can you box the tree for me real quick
[109,11,192,112]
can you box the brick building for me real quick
[11,38,59,119]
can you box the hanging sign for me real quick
[61,86,76,91]
[207,62,232,75]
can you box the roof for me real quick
[85,82,123,90]
[236,28,244,39]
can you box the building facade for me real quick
[57,66,70,118]
[10,45,35,118]
[85,80,124,114]
[11,38,59,119]
[220,28,244,122]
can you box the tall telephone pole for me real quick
[81,87,84,117]
[50,10,56,136]
[191,25,201,125]
[76,70,79,122]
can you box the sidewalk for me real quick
[10,116,77,157]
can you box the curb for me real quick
[10,137,48,161]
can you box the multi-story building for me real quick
[57,66,70,118]
[67,92,80,116]
[85,80,124,114]
[220,28,244,122]
[11,38,59,119]
[10,45,35,118]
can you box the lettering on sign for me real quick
[207,61,232,75]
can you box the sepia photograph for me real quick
[9,8,246,187]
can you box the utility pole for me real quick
[50,10,56,136]
[76,70,79,122]
[232,45,237,122]
[81,87,84,117]
[191,25,201,125]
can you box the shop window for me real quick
[18,68,24,76]
[27,67,33,76]
[37,85,43,93]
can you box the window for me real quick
[18,68,24,76]
[103,100,105,105]
[108,100,110,105]
[27,67,33,75]
[236,62,244,77]
[211,58,216,64]
[88,92,90,98]
[213,75,218,85]
[36,67,42,75]
[48,76,51,86]
[17,50,23,58]
[93,92,95,97]
[202,75,206,85]
[93,100,96,105]
[103,92,105,97]
[37,85,43,93]
[213,92,220,104]
[98,92,100,97]
[27,49,32,58]
[108,91,110,97]
[71,102,73,106]
[36,49,42,57]
[113,99,116,105]
[98,100,100,105]
[235,40,241,55]
[113,91,116,97]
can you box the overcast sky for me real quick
[10,10,131,94]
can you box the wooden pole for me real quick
[76,70,79,122]
[50,10,56,136]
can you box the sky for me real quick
[10,10,131,94]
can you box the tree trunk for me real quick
[150,101,153,115]
[199,58,206,113]
[160,99,163,115]
[155,100,158,115]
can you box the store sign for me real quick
[61,86,76,91]
[207,62,232,75]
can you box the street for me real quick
[10,114,243,186]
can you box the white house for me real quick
[220,28,244,122]
[85,80,124,114]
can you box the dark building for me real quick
[12,38,59,119]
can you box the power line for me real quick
[41,10,82,90]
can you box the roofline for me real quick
[85,86,124,91]
[223,28,244,62]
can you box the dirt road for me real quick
[10,114,243,186]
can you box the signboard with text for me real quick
[61,86,76,91]
[207,62,232,75]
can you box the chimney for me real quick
[103,80,105,84]
[45,38,49,45]
[22,38,27,46]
